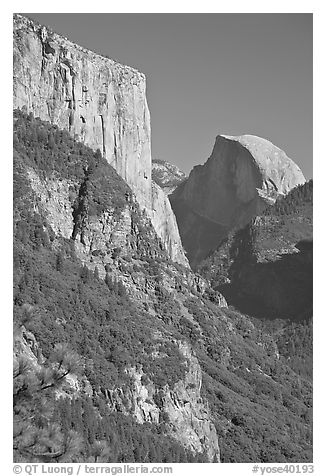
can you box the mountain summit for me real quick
[170,134,305,267]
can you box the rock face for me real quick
[13,14,151,211]
[151,182,189,267]
[13,14,187,266]
[109,342,220,461]
[170,134,306,267]
[152,159,187,195]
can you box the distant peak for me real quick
[152,159,186,195]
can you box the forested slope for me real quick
[13,111,312,463]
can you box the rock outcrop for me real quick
[14,312,220,461]
[13,14,188,267]
[170,134,306,267]
[24,165,209,306]
[152,158,186,195]
[107,342,220,462]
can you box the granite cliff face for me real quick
[170,134,305,267]
[13,14,151,211]
[151,182,189,267]
[105,342,220,461]
[13,14,187,267]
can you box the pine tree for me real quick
[14,310,84,462]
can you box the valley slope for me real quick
[13,111,312,463]
[198,180,313,380]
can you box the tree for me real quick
[80,265,90,284]
[94,148,102,161]
[48,132,55,150]
[94,266,100,280]
[56,252,64,272]
[13,311,84,462]
[89,440,112,463]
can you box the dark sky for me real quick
[25,13,313,178]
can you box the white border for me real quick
[2,3,323,474]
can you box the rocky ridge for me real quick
[26,166,202,301]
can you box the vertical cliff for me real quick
[13,14,151,211]
[151,182,189,267]
[13,14,188,266]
